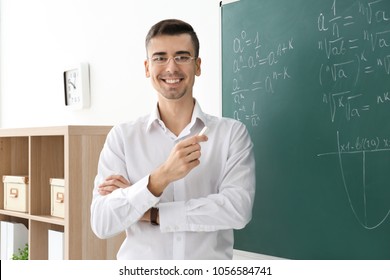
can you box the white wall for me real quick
[0,0,221,127]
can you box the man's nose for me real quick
[165,57,180,71]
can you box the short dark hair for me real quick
[145,19,200,58]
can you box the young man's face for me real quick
[144,34,201,101]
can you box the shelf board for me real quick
[30,214,65,226]
[0,125,112,137]
[0,210,65,226]
[0,209,30,220]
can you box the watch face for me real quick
[64,69,80,106]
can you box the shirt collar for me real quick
[146,99,207,133]
[146,103,163,132]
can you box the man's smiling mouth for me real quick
[162,78,182,84]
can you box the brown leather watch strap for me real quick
[150,207,159,225]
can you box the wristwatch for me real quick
[150,207,159,225]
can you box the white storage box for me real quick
[50,178,65,218]
[3,175,29,213]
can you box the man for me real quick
[90,19,255,259]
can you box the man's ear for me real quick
[195,57,201,76]
[144,59,150,78]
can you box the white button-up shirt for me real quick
[90,101,255,259]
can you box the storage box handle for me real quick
[56,192,64,203]
[9,188,18,198]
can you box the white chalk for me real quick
[198,126,208,136]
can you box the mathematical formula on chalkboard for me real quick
[318,0,390,124]
[228,0,389,129]
[229,30,294,127]
[316,0,390,230]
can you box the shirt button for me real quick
[176,236,182,242]
[217,199,225,206]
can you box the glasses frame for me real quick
[148,55,197,66]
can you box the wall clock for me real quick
[63,63,90,109]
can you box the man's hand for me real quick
[98,174,131,195]
[148,134,208,196]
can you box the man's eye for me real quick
[175,56,190,62]
[153,57,167,62]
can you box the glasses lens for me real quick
[174,56,192,64]
[151,56,194,65]
[151,56,167,65]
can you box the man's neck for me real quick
[158,97,195,136]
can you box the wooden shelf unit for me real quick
[0,126,124,259]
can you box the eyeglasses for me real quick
[149,55,197,66]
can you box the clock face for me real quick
[64,69,80,106]
[63,63,90,109]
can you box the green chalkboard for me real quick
[221,0,390,259]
